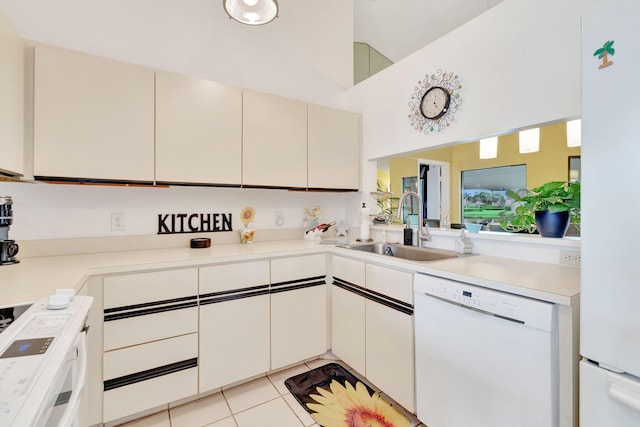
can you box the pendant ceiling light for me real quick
[223,0,279,26]
[566,119,582,147]
[519,128,540,154]
[479,137,498,159]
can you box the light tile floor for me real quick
[118,358,422,427]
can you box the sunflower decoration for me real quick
[306,379,410,427]
[240,206,255,228]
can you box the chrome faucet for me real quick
[397,191,431,246]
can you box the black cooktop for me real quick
[0,304,31,334]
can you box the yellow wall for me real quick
[376,168,390,191]
[385,122,581,223]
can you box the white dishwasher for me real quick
[414,273,558,427]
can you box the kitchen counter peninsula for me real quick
[0,239,579,307]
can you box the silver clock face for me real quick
[420,86,450,120]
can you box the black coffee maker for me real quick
[0,196,19,265]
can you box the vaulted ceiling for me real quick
[355,0,505,62]
[0,0,505,102]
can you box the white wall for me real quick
[0,182,358,240]
[0,0,353,108]
[346,0,599,197]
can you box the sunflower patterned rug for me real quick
[284,362,413,427]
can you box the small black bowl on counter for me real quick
[190,238,211,249]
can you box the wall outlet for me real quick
[111,212,125,231]
[559,250,580,266]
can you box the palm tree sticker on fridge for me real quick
[594,40,615,68]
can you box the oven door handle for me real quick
[56,331,87,427]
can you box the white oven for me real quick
[0,294,93,426]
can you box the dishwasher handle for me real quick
[424,291,525,324]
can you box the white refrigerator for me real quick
[581,0,640,425]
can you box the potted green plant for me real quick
[499,180,580,237]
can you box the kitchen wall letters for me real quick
[158,213,232,234]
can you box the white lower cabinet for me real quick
[365,301,414,412]
[102,268,198,423]
[198,261,271,393]
[331,284,366,374]
[270,254,328,370]
[103,334,198,422]
[365,264,415,412]
[331,256,366,374]
[331,256,415,412]
[82,253,418,424]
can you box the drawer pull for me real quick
[104,299,197,322]
[104,357,197,391]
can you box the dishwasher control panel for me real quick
[414,273,554,331]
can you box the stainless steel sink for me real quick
[338,242,460,262]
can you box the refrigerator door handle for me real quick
[608,375,640,413]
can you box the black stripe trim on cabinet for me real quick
[104,300,198,322]
[104,295,198,314]
[332,277,413,316]
[104,358,198,391]
[270,275,325,288]
[270,276,326,294]
[199,284,270,306]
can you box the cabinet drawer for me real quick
[103,367,197,422]
[271,254,326,283]
[199,260,269,294]
[366,264,413,304]
[331,256,365,285]
[104,268,198,309]
[104,305,197,351]
[104,333,197,381]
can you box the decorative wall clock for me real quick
[409,70,462,135]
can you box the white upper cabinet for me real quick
[29,45,360,188]
[33,45,155,182]
[308,105,360,190]
[0,12,23,176]
[242,90,307,188]
[155,71,242,185]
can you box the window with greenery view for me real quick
[461,164,526,224]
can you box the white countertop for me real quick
[0,240,580,307]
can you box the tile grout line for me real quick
[220,388,240,427]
